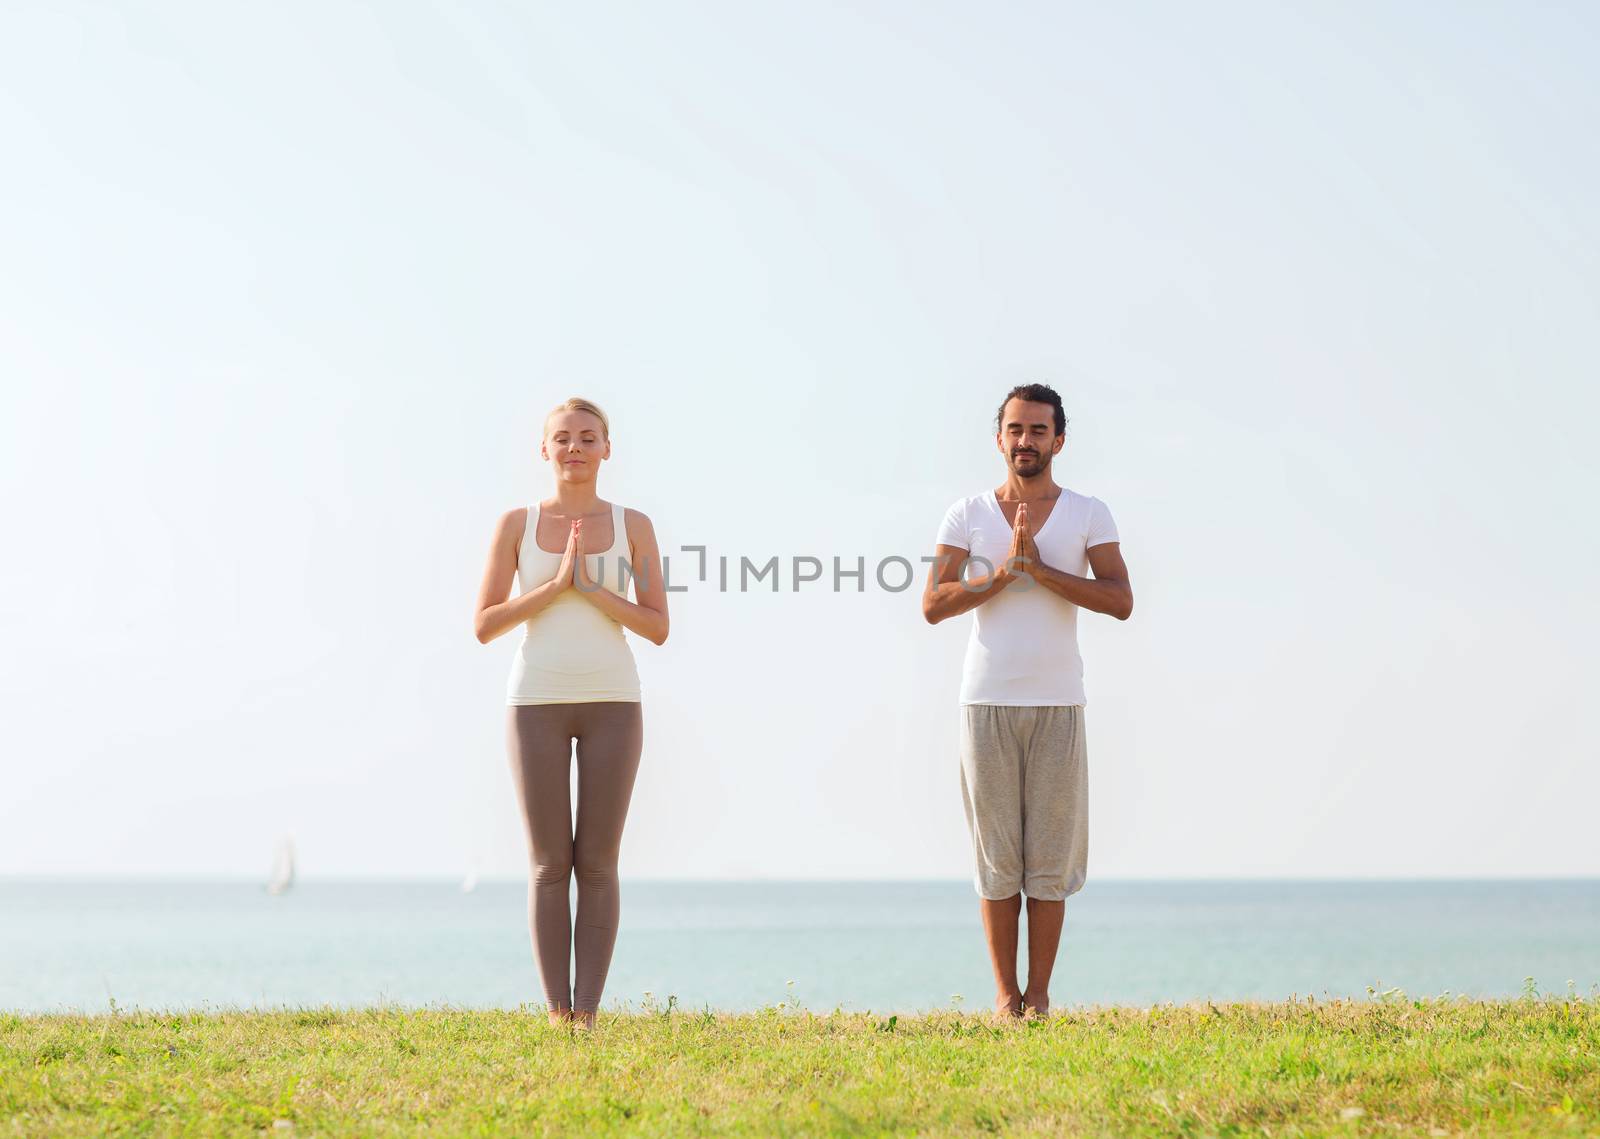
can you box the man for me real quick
[922,383,1133,1017]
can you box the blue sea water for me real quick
[2,880,1596,1014]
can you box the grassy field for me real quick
[3,993,1597,1136]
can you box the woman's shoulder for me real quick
[496,505,531,540]
[620,505,657,542]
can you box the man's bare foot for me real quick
[994,991,1024,1017]
[1022,990,1049,1017]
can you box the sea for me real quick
[3,880,1597,1014]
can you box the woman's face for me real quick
[540,409,610,484]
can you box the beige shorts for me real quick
[959,704,1088,902]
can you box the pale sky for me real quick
[3,1,1596,881]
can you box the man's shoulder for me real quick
[935,492,991,547]
[1061,487,1120,546]
[938,491,996,529]
[944,490,992,514]
[1060,486,1110,512]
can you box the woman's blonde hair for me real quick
[543,397,610,439]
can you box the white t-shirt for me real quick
[935,488,1120,706]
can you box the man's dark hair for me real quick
[995,383,1067,436]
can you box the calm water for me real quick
[3,880,1597,1014]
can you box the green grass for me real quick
[3,994,1598,1136]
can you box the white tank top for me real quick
[505,501,642,705]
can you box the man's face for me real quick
[996,398,1064,476]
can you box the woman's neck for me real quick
[550,483,604,515]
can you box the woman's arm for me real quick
[473,509,575,643]
[573,508,670,645]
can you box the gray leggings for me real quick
[506,701,643,1013]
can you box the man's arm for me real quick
[1028,542,1133,621]
[922,544,1016,625]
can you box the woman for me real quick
[473,397,669,1028]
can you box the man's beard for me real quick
[1010,448,1051,476]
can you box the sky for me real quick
[2,1,1597,881]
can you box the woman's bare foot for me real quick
[994,990,1024,1017]
[1022,989,1049,1017]
[546,1008,573,1027]
[572,1009,597,1031]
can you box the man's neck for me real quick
[995,471,1061,502]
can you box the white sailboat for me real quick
[460,859,479,893]
[266,837,295,895]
